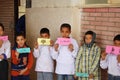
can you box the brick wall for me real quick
[81,7,120,80]
[0,0,15,46]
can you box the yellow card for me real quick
[37,38,50,45]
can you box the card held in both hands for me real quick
[16,48,30,54]
[0,36,8,41]
[76,72,89,77]
[37,38,50,45]
[106,45,120,55]
[57,38,71,46]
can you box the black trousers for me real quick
[0,60,8,80]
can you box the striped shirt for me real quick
[75,43,101,80]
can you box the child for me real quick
[11,32,33,80]
[75,31,101,80]
[0,23,11,80]
[53,23,79,80]
[100,34,120,80]
[33,28,54,80]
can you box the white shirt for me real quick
[33,46,54,72]
[52,38,79,75]
[0,40,11,61]
[100,54,120,76]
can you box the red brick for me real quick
[109,8,120,12]
[90,21,102,26]
[82,13,90,16]
[83,8,96,12]
[101,31,115,36]
[101,22,115,26]
[90,13,101,17]
[115,23,120,27]
[109,18,120,22]
[96,17,108,21]
[116,13,120,17]
[108,27,120,32]
[84,16,95,21]
[96,8,109,12]
[82,25,95,29]
[102,13,115,17]
[81,21,90,25]
[96,26,108,31]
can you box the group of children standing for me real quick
[0,22,120,80]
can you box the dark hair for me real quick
[0,23,4,31]
[85,31,96,37]
[60,23,71,31]
[113,34,120,41]
[40,28,50,35]
[15,32,26,40]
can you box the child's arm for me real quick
[89,47,101,76]
[69,40,79,58]
[117,55,120,66]
[51,44,59,60]
[33,42,40,58]
[100,51,108,69]
[11,50,19,64]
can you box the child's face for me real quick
[0,26,4,36]
[114,40,120,47]
[85,34,92,44]
[40,33,50,38]
[60,27,71,38]
[16,36,26,47]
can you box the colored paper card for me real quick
[106,45,120,55]
[76,72,89,77]
[0,36,8,41]
[16,48,30,53]
[37,38,50,45]
[57,38,71,45]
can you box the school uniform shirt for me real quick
[33,46,54,72]
[100,54,120,76]
[0,40,11,61]
[52,38,79,75]
[75,43,101,80]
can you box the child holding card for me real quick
[53,23,79,80]
[100,34,120,80]
[75,31,101,80]
[11,32,33,80]
[33,28,54,80]
[0,23,11,80]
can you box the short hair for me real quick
[60,23,71,31]
[85,31,96,37]
[15,32,26,40]
[40,28,50,35]
[113,34,120,41]
[0,23,4,31]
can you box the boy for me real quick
[75,31,101,80]
[33,28,54,80]
[11,32,33,80]
[53,23,79,80]
[100,34,120,80]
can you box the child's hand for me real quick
[117,55,120,63]
[0,40,3,48]
[74,75,78,80]
[50,40,54,46]
[19,68,28,75]
[0,55,4,59]
[89,74,94,79]
[101,51,107,60]
[54,44,59,51]
[34,42,38,49]
[68,44,74,52]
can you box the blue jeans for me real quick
[11,75,30,80]
[37,72,53,80]
[108,74,120,80]
[57,74,74,80]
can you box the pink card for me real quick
[106,45,120,55]
[0,36,8,41]
[57,38,71,45]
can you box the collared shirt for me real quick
[52,38,79,75]
[100,54,120,76]
[33,46,54,72]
